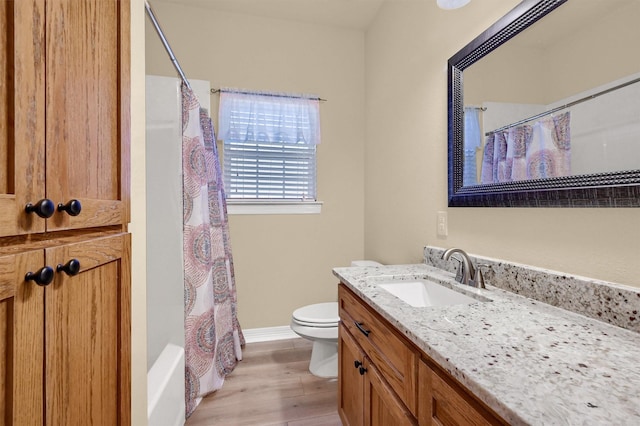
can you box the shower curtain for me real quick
[182,85,244,418]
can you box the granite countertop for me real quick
[333,264,640,426]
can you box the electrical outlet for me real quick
[437,211,448,237]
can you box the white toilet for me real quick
[290,260,382,378]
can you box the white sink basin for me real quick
[378,279,480,308]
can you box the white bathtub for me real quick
[147,344,185,426]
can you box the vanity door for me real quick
[339,323,365,426]
[364,359,416,426]
[418,358,506,426]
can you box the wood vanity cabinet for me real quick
[338,284,507,426]
[338,284,418,426]
[1,0,131,424]
[339,323,416,426]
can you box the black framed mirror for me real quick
[448,0,640,207]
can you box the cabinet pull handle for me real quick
[57,199,82,216]
[57,259,81,276]
[355,321,370,337]
[25,266,55,286]
[25,199,55,219]
[354,360,362,369]
[359,366,367,376]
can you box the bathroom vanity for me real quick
[338,283,506,425]
[335,261,640,425]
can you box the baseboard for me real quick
[242,326,299,343]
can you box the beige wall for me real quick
[130,0,147,424]
[364,0,640,287]
[146,2,366,328]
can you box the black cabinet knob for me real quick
[57,259,81,276]
[25,199,55,219]
[57,199,82,216]
[359,366,367,376]
[25,266,55,286]
[354,360,362,369]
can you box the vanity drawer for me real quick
[339,284,418,416]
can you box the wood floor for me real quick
[185,338,342,426]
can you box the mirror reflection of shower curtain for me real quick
[526,112,571,179]
[463,107,482,185]
[181,85,244,418]
[481,112,571,183]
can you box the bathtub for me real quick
[147,344,185,426]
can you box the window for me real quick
[218,89,322,214]
[223,140,316,200]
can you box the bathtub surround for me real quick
[424,246,640,333]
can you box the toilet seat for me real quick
[292,318,338,328]
[292,302,339,326]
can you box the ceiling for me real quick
[162,0,387,30]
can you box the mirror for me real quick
[448,0,640,207]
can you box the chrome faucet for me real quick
[442,248,485,289]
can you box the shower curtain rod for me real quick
[485,76,640,136]
[145,0,191,90]
[211,88,327,102]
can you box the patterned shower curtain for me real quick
[181,85,244,418]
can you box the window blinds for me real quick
[219,90,320,201]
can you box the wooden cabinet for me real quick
[418,359,506,426]
[44,233,131,425]
[338,323,365,426]
[1,0,130,424]
[0,0,129,237]
[0,250,45,425]
[338,285,418,426]
[339,324,415,426]
[1,233,130,425]
[338,284,507,426]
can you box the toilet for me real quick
[290,260,382,378]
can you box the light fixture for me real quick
[437,0,471,10]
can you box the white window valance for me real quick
[218,89,321,145]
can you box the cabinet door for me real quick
[0,0,47,237]
[338,324,365,426]
[340,285,418,415]
[365,360,416,426]
[0,250,45,425]
[45,0,130,232]
[45,233,131,426]
[418,359,504,426]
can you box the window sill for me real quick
[226,201,323,215]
